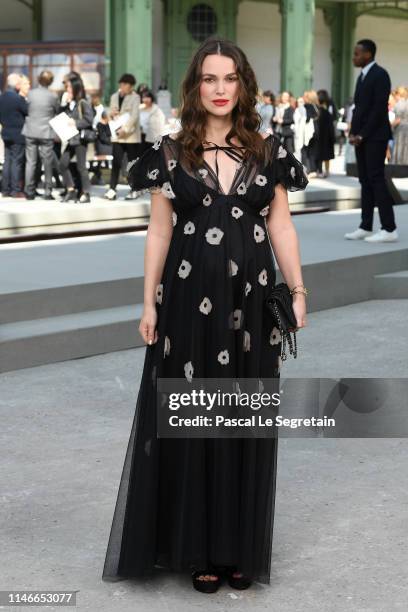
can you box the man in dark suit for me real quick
[0,73,28,198]
[345,39,398,243]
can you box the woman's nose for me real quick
[215,81,225,95]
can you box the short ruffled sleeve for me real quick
[127,135,175,196]
[271,139,309,192]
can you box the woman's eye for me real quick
[203,76,237,83]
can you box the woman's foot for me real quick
[78,192,91,204]
[191,569,222,593]
[224,566,253,590]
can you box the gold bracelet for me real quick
[291,287,308,296]
[290,284,308,296]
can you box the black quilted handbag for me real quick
[264,283,298,360]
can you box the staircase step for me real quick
[372,270,408,299]
[0,305,145,373]
[0,278,145,324]
[0,198,151,233]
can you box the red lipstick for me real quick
[212,99,229,106]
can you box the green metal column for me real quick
[104,0,113,103]
[323,2,357,107]
[279,0,315,96]
[124,0,153,86]
[105,0,153,100]
[32,0,42,41]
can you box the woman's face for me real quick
[281,91,290,104]
[66,82,73,97]
[142,96,153,108]
[199,54,240,117]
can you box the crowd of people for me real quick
[388,86,408,163]
[0,67,407,203]
[257,88,338,178]
[256,84,408,178]
[0,71,165,202]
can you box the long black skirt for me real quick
[102,341,280,585]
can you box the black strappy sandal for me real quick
[191,568,222,593]
[224,566,253,590]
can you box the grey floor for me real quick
[1,298,407,611]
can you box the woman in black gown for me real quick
[102,37,308,594]
[316,89,336,178]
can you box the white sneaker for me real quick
[124,190,139,200]
[104,188,117,200]
[364,229,398,243]
[344,228,373,240]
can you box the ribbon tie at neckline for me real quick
[202,140,246,192]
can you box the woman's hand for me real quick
[291,293,307,331]
[139,305,158,345]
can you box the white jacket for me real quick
[109,90,141,143]
[142,103,166,142]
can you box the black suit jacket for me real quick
[281,106,295,137]
[0,88,28,144]
[351,63,392,141]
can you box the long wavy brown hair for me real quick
[177,37,267,169]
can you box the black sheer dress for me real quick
[102,131,308,585]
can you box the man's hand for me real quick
[117,127,127,139]
[349,134,363,146]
